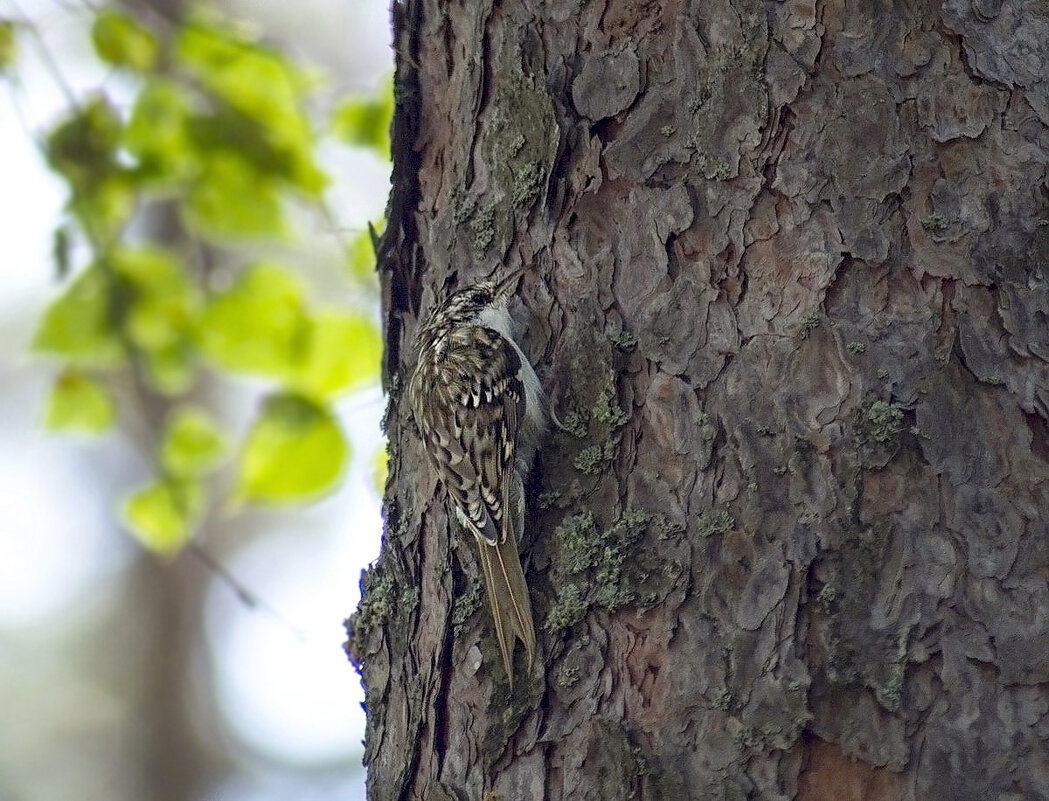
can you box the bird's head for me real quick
[430,270,523,327]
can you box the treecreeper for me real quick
[407,271,546,687]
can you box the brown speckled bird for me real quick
[407,271,544,686]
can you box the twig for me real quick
[7,0,79,106]
[187,542,310,643]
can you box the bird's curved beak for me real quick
[492,268,525,300]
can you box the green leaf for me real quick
[332,80,393,159]
[45,97,122,189]
[160,406,227,479]
[44,370,115,433]
[184,103,312,188]
[293,311,381,398]
[197,264,379,394]
[143,343,195,396]
[104,247,199,394]
[236,393,348,504]
[123,479,203,556]
[111,247,199,351]
[370,445,389,497]
[348,228,378,279]
[175,20,325,195]
[46,98,136,236]
[92,10,159,71]
[0,20,17,72]
[124,80,196,183]
[70,172,138,237]
[184,151,286,238]
[197,263,308,377]
[32,266,125,367]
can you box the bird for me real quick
[407,270,545,686]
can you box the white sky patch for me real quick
[0,416,134,625]
[0,2,130,627]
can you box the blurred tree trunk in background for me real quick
[121,558,218,801]
[352,0,1049,799]
[120,4,224,798]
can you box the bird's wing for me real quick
[416,325,523,546]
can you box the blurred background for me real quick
[0,1,392,799]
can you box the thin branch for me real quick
[7,0,79,106]
[187,542,310,643]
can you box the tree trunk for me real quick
[350,1,1049,799]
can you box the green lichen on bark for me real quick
[545,581,588,632]
[864,400,904,443]
[348,566,396,639]
[609,327,638,350]
[553,662,580,689]
[591,378,630,428]
[799,309,822,338]
[558,409,589,439]
[451,573,482,634]
[697,507,735,538]
[545,507,675,633]
[557,327,630,481]
[921,212,950,232]
[511,161,545,207]
[853,397,906,469]
[468,205,495,253]
[573,440,618,474]
[462,34,558,256]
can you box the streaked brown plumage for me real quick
[407,273,543,686]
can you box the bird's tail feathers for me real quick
[478,535,536,687]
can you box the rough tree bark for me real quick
[348,1,1049,799]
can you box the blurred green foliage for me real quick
[9,6,392,554]
[160,406,228,480]
[125,478,205,556]
[45,369,117,433]
[92,9,159,71]
[236,393,350,504]
[0,20,16,71]
[332,88,393,159]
